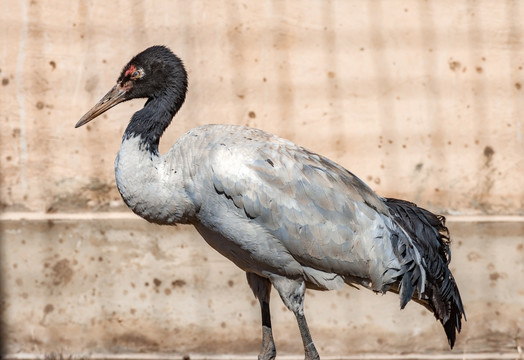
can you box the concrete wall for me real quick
[1,0,523,358]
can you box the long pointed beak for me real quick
[75,84,128,128]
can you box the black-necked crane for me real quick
[76,46,465,359]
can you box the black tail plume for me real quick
[384,198,466,349]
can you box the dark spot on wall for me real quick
[44,304,54,315]
[171,279,186,288]
[153,278,162,287]
[448,59,461,72]
[483,146,494,157]
[227,280,234,287]
[85,178,111,194]
[483,145,494,166]
[248,111,256,118]
[467,252,481,261]
[49,61,56,70]
[517,244,523,251]
[113,332,159,351]
[2,78,9,86]
[327,71,335,79]
[476,66,483,74]
[489,272,501,281]
[164,288,172,295]
[415,163,423,172]
[36,101,44,110]
[266,158,274,167]
[51,259,74,286]
[182,355,191,360]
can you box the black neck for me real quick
[123,85,186,154]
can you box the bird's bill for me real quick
[75,83,128,128]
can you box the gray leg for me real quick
[270,275,320,360]
[247,273,277,360]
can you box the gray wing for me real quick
[209,128,401,287]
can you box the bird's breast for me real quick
[115,136,196,225]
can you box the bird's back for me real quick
[179,125,413,290]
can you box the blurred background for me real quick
[0,0,523,358]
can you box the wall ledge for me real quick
[3,352,523,360]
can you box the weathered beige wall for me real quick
[0,0,523,358]
[1,0,523,215]
[1,217,523,357]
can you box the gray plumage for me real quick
[76,46,465,359]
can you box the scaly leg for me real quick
[247,273,277,360]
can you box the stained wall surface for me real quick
[0,0,523,358]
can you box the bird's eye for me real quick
[126,67,144,80]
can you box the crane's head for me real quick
[75,45,187,128]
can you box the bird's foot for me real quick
[258,326,276,360]
[304,342,320,360]
[258,348,276,360]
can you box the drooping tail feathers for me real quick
[384,198,466,349]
